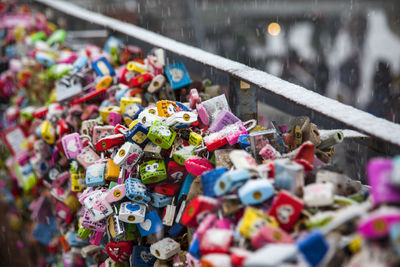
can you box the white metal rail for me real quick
[35,0,400,148]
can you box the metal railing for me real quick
[32,0,400,180]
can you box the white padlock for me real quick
[150,237,180,260]
[118,201,146,223]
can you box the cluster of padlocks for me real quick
[1,4,400,267]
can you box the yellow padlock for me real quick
[239,206,279,239]
[71,173,84,192]
[188,132,203,146]
[156,100,178,118]
[63,194,81,212]
[105,159,120,182]
[100,106,121,123]
[126,61,147,73]
[40,121,56,144]
[95,75,113,91]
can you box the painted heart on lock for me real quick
[67,139,78,152]
[140,219,152,231]
[145,163,159,173]
[169,68,184,82]
[140,250,154,263]
[106,241,133,264]
[126,204,140,212]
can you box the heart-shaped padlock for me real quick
[106,241,133,264]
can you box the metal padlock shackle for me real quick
[243,119,257,132]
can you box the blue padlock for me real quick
[150,192,173,208]
[73,54,88,71]
[123,102,143,123]
[104,36,123,54]
[126,122,149,147]
[131,246,157,267]
[92,57,115,76]
[32,216,58,245]
[238,134,251,152]
[67,231,89,247]
[85,163,106,187]
[188,235,201,259]
[137,210,163,237]
[178,174,195,201]
[175,101,192,112]
[164,62,192,90]
[390,223,400,254]
[238,179,274,205]
[297,230,329,267]
[125,177,151,204]
[201,167,228,197]
[35,52,55,67]
[168,223,184,237]
[214,169,251,196]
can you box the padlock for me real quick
[95,134,125,151]
[125,178,151,204]
[86,196,114,222]
[315,169,351,196]
[105,159,121,182]
[94,75,113,91]
[100,106,122,124]
[201,167,228,197]
[181,196,218,228]
[185,156,214,176]
[188,132,203,146]
[126,61,147,73]
[104,184,126,203]
[33,139,51,159]
[106,241,132,264]
[126,122,149,147]
[239,207,279,239]
[40,120,56,144]
[209,110,241,133]
[108,212,126,239]
[90,231,105,246]
[317,130,344,150]
[214,169,250,197]
[55,201,74,224]
[238,179,274,205]
[108,112,122,126]
[150,237,180,260]
[92,125,115,144]
[131,246,157,267]
[189,88,201,109]
[61,133,83,159]
[251,225,293,249]
[167,161,186,182]
[173,145,196,166]
[56,76,83,102]
[156,100,178,118]
[147,121,176,149]
[268,190,303,231]
[196,213,217,242]
[186,252,201,267]
[164,62,192,90]
[148,74,166,94]
[85,163,106,187]
[150,192,173,208]
[114,142,144,170]
[137,106,160,128]
[296,230,329,267]
[58,235,71,251]
[390,223,400,254]
[303,183,334,207]
[80,119,98,136]
[259,143,280,160]
[230,247,251,267]
[119,201,146,223]
[78,226,92,240]
[368,158,400,205]
[154,183,180,196]
[302,123,321,147]
[121,101,143,126]
[92,57,116,76]
[139,159,167,184]
[143,141,163,159]
[30,156,49,178]
[392,156,400,187]
[229,150,257,171]
[130,73,154,88]
[358,207,400,239]
[137,210,163,237]
[220,195,242,216]
[274,158,304,196]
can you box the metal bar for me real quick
[35,0,400,149]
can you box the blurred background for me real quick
[65,0,400,123]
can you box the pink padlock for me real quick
[190,89,201,109]
[185,156,214,176]
[200,228,234,255]
[82,209,107,232]
[108,112,122,126]
[196,103,209,126]
[251,225,294,249]
[215,218,233,230]
[186,252,201,267]
[225,122,247,146]
[104,184,126,203]
[358,207,400,239]
[61,133,83,159]
[209,110,240,133]
[90,231,105,246]
[197,213,217,242]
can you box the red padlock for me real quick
[181,196,218,228]
[154,183,180,196]
[200,228,233,255]
[251,225,293,249]
[106,241,133,264]
[130,73,153,88]
[95,134,125,151]
[185,156,214,176]
[230,247,252,267]
[33,106,48,119]
[167,161,186,182]
[268,190,304,231]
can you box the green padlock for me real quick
[139,159,167,184]
[77,226,92,239]
[173,145,196,165]
[47,29,66,46]
[147,121,176,149]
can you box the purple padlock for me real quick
[81,209,107,232]
[62,133,83,159]
[368,158,400,205]
[209,110,241,133]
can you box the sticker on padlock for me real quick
[147,121,176,149]
[119,201,146,223]
[126,122,149,146]
[81,209,107,232]
[238,179,274,205]
[150,237,180,260]
[139,159,167,184]
[113,142,143,170]
[131,246,157,267]
[268,190,304,231]
[61,133,83,159]
[125,177,151,204]
[214,169,250,197]
[164,62,192,90]
[163,202,177,226]
[77,146,101,168]
[167,161,186,182]
[85,163,106,187]
[122,102,143,126]
[137,210,163,237]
